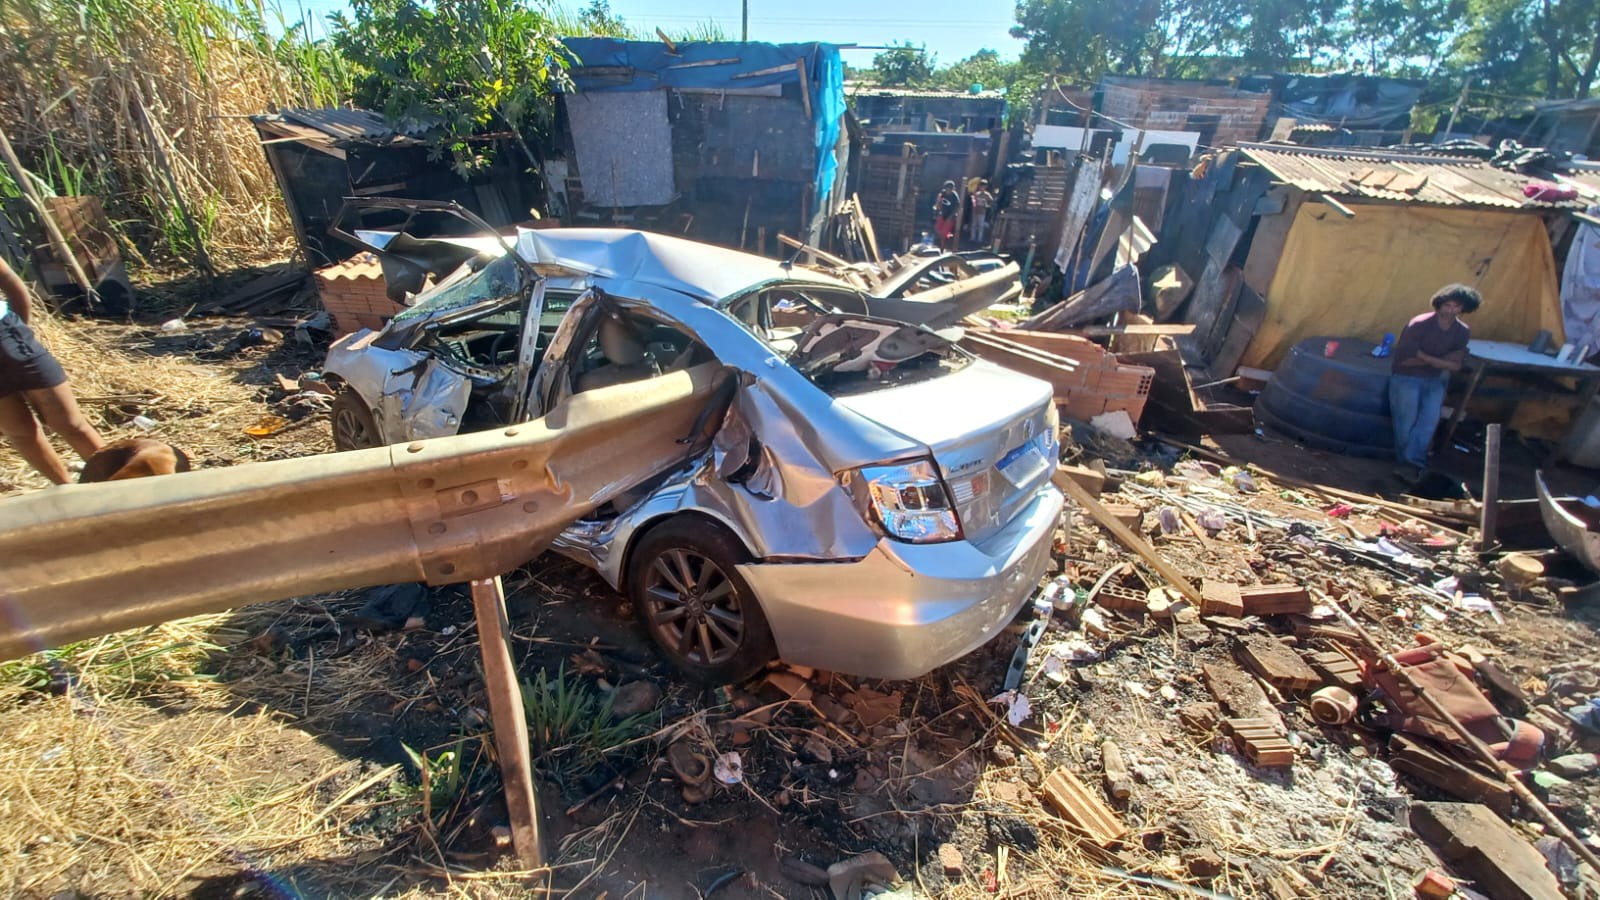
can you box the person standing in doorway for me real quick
[0,255,105,484]
[969,179,994,243]
[1388,284,1479,478]
[932,180,960,251]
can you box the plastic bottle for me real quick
[1371,332,1395,358]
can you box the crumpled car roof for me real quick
[513,227,849,304]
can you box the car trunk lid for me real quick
[832,360,1056,544]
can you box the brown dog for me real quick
[79,438,192,483]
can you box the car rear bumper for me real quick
[735,483,1062,680]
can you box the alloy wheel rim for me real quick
[643,548,744,666]
[334,406,371,449]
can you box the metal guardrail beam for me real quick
[0,364,728,662]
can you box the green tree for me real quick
[872,42,935,86]
[330,0,571,176]
[1452,0,1599,98]
[577,0,628,35]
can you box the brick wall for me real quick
[1099,79,1272,148]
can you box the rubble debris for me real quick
[1412,869,1456,899]
[1201,660,1280,723]
[1306,649,1365,691]
[1223,718,1295,768]
[1182,848,1226,879]
[712,751,743,786]
[1200,581,1245,617]
[781,856,831,887]
[1496,552,1545,586]
[1100,741,1132,800]
[1409,802,1566,900]
[609,681,661,719]
[1308,686,1358,725]
[1040,766,1128,846]
[1237,634,1320,692]
[765,670,813,701]
[1546,752,1599,778]
[937,842,963,879]
[827,851,899,900]
[1052,462,1106,498]
[1238,584,1313,617]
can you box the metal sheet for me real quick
[565,92,675,207]
[1240,143,1592,210]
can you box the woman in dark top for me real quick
[932,180,960,251]
[0,255,104,484]
[1388,283,1478,477]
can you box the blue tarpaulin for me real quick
[560,38,847,222]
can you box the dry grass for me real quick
[0,606,397,898]
[0,0,345,266]
[0,311,331,494]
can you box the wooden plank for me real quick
[1237,634,1321,692]
[1071,323,1197,337]
[1388,736,1513,813]
[470,576,544,869]
[1055,476,1203,606]
[1040,766,1128,845]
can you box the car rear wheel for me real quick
[331,389,381,451]
[627,517,775,684]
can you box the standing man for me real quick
[1388,284,1480,477]
[0,255,105,484]
[969,179,994,243]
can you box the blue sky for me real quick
[282,0,1026,66]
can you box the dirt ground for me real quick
[3,304,1600,899]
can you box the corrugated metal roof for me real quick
[1239,142,1594,210]
[846,85,1004,100]
[271,108,435,142]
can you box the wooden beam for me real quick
[777,232,851,268]
[1070,323,1197,337]
[1480,423,1501,551]
[1055,475,1203,606]
[471,576,544,869]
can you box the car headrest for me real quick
[598,315,646,365]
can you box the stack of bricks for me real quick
[1098,77,1273,149]
[315,253,406,337]
[963,328,1154,425]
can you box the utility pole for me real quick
[741,0,748,41]
[1441,78,1470,142]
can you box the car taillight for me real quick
[848,457,963,544]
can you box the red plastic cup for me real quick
[1323,340,1340,357]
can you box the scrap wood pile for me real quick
[992,435,1600,898]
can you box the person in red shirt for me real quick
[1388,283,1479,476]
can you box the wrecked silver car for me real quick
[323,209,1062,683]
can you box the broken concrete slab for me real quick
[1409,802,1565,900]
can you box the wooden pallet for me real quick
[1224,718,1295,768]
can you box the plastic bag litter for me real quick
[713,751,743,785]
[989,690,1032,726]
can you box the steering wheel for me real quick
[486,329,519,365]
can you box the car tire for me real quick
[331,388,382,451]
[627,516,775,684]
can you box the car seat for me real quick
[576,315,657,392]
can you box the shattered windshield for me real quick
[391,253,523,325]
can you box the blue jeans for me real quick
[1388,372,1447,468]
